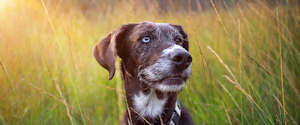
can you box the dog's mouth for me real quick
[140,75,187,92]
[140,74,187,92]
[156,76,185,85]
[141,74,186,84]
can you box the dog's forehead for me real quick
[136,22,180,36]
[155,23,172,29]
[156,23,179,35]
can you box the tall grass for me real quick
[0,0,299,124]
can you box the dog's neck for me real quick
[121,63,179,125]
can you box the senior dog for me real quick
[93,22,194,125]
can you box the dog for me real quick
[93,22,194,125]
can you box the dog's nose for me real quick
[170,51,192,70]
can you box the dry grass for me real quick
[21,78,94,125]
[273,95,298,125]
[53,78,74,125]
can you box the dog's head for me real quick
[93,22,192,92]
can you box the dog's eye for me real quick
[142,36,151,43]
[175,38,182,45]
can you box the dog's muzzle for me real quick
[139,45,192,92]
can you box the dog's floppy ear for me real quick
[170,24,189,51]
[93,24,137,80]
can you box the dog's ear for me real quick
[170,24,189,51]
[93,24,137,80]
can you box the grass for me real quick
[0,0,299,124]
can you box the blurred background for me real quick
[0,0,299,124]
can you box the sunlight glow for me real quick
[0,0,16,12]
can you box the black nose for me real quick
[170,51,192,71]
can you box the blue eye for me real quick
[142,36,150,43]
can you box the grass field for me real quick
[0,0,300,124]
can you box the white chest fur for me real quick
[133,89,167,119]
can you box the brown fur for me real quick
[93,22,194,125]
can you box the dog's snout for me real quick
[170,51,192,70]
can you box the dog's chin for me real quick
[141,76,187,92]
[154,78,186,92]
